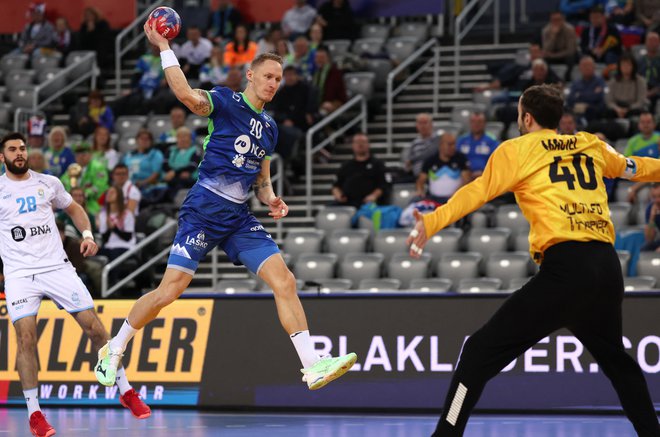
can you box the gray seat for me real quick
[466,228,511,259]
[551,64,568,80]
[387,253,431,288]
[636,252,660,284]
[344,72,376,99]
[115,115,147,136]
[0,54,28,75]
[373,229,412,262]
[615,179,634,201]
[215,279,257,294]
[609,202,631,229]
[508,276,533,290]
[315,206,356,232]
[185,114,208,134]
[486,252,530,288]
[361,23,391,40]
[173,188,190,207]
[324,39,352,58]
[385,37,418,62]
[450,103,487,129]
[435,121,464,136]
[394,22,429,44]
[391,183,417,209]
[5,69,36,89]
[282,230,325,263]
[425,228,463,273]
[351,38,384,56]
[65,50,96,80]
[364,59,393,89]
[623,276,657,292]
[339,252,384,287]
[117,134,138,154]
[294,253,337,281]
[457,277,503,293]
[357,278,401,292]
[512,228,530,252]
[9,86,37,109]
[618,250,631,277]
[326,229,370,261]
[37,68,66,98]
[409,278,452,292]
[303,278,353,293]
[436,252,482,290]
[147,115,173,139]
[495,204,529,230]
[33,54,62,73]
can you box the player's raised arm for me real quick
[601,140,660,182]
[143,22,212,117]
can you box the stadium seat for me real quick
[615,179,634,202]
[324,39,352,58]
[508,276,533,290]
[391,183,416,209]
[339,252,384,286]
[37,68,66,98]
[173,188,190,208]
[466,228,511,259]
[409,278,452,292]
[65,50,96,80]
[436,252,482,289]
[609,202,631,229]
[485,252,530,288]
[148,115,173,139]
[435,121,464,136]
[9,86,37,109]
[450,103,487,129]
[364,59,393,89]
[294,253,337,281]
[117,134,137,154]
[185,114,208,134]
[357,278,401,292]
[614,138,628,154]
[373,229,412,262]
[394,22,429,44]
[303,278,353,293]
[351,38,384,56]
[5,69,36,89]
[0,54,28,75]
[326,229,370,261]
[457,277,503,293]
[618,250,631,277]
[385,37,418,62]
[551,64,568,80]
[506,123,520,140]
[361,23,391,40]
[0,103,11,127]
[387,252,431,288]
[512,228,530,252]
[636,252,660,284]
[315,206,356,232]
[33,54,62,73]
[495,204,529,230]
[282,230,325,263]
[631,44,647,60]
[623,276,656,292]
[215,279,257,294]
[425,228,463,272]
[344,72,376,99]
[485,121,505,140]
[115,115,147,136]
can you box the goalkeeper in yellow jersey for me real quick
[407,84,660,437]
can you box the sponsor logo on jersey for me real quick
[71,291,80,307]
[11,298,28,307]
[250,225,265,232]
[11,226,26,242]
[234,135,266,159]
[541,137,577,151]
[30,224,51,236]
[37,188,44,198]
[232,154,246,168]
[171,243,192,259]
[2,193,11,200]
[185,231,209,250]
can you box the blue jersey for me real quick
[456,133,499,172]
[197,87,278,204]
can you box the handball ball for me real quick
[147,7,181,40]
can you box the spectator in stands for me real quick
[287,35,316,79]
[605,53,649,120]
[71,89,115,136]
[223,24,258,69]
[316,0,357,41]
[309,23,324,50]
[282,0,317,40]
[642,183,660,251]
[223,66,244,92]
[92,126,119,171]
[58,186,97,239]
[560,0,603,22]
[636,0,660,31]
[541,11,577,74]
[332,133,388,208]
[580,6,622,65]
[163,127,201,201]
[199,46,229,88]
[61,142,109,215]
[28,149,50,174]
[558,112,579,134]
[566,55,606,123]
[606,0,634,25]
[110,163,141,215]
[207,0,242,45]
[639,32,660,114]
[256,26,287,56]
[17,3,56,58]
[77,7,113,68]
[45,126,75,178]
[476,44,543,93]
[517,59,562,90]
[416,133,471,204]
[158,106,192,146]
[177,26,213,79]
[276,39,292,63]
[312,45,347,116]
[624,112,660,202]
[54,17,72,55]
[457,112,499,178]
[401,113,438,182]
[26,115,47,149]
[122,129,166,205]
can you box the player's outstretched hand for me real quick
[81,238,99,258]
[143,21,169,49]
[406,209,428,259]
[268,196,289,220]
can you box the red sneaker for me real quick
[29,411,56,437]
[119,388,151,419]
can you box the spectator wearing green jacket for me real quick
[60,142,109,215]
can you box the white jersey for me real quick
[0,170,73,278]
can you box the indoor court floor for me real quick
[0,408,640,436]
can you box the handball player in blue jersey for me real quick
[95,22,357,390]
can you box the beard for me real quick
[518,120,528,136]
[5,157,29,175]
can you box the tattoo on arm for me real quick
[252,177,271,196]
[192,89,212,116]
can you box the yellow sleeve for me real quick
[423,142,521,236]
[601,141,660,182]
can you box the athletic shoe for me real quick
[29,411,55,437]
[120,388,152,419]
[95,341,123,387]
[301,353,358,390]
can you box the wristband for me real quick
[160,49,179,70]
[82,230,94,241]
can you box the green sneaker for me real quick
[95,341,123,387]
[301,353,358,390]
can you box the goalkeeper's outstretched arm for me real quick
[143,22,211,117]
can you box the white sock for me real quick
[24,388,40,416]
[290,330,321,369]
[109,319,138,353]
[115,367,132,395]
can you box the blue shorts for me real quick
[167,184,280,275]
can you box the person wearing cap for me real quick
[60,142,109,215]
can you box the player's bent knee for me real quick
[272,270,297,298]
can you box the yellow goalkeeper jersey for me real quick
[423,129,660,262]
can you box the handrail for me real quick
[115,0,167,96]
[386,38,439,150]
[32,52,98,111]
[101,218,177,297]
[305,94,367,216]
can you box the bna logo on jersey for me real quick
[11,226,26,242]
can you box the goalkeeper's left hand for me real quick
[406,209,428,259]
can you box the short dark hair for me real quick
[250,52,283,70]
[0,132,27,151]
[112,163,129,174]
[520,84,564,130]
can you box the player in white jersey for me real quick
[0,133,151,437]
